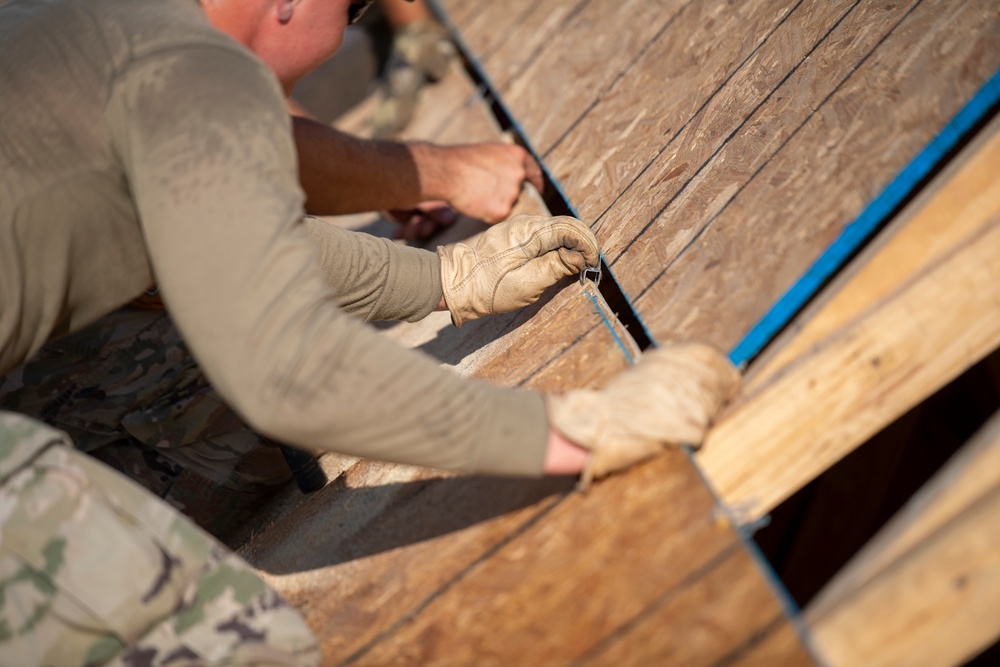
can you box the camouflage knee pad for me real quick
[0,412,320,667]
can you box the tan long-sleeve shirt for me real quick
[0,0,547,475]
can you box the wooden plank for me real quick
[434,0,539,67]
[448,0,591,94]
[554,0,878,223]
[697,120,1000,522]
[617,0,1000,351]
[498,0,689,156]
[806,411,1000,667]
[744,113,1000,393]
[346,450,810,666]
[572,548,813,666]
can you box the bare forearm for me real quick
[293,116,450,215]
[293,116,542,223]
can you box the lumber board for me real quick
[743,113,1000,393]
[345,450,809,666]
[697,119,1000,523]
[806,410,1000,667]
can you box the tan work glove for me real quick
[547,343,741,488]
[438,214,600,327]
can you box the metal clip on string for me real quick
[580,265,602,287]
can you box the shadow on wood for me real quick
[245,469,576,575]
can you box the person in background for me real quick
[371,0,456,139]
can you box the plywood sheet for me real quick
[555,0,878,223]
[617,0,1000,351]
[436,0,1000,358]
[346,451,808,666]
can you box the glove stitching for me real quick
[448,222,599,294]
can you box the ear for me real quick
[276,0,295,24]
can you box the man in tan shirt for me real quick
[0,0,740,664]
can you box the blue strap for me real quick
[729,68,1000,367]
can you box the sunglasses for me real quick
[348,0,375,25]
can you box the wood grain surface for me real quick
[806,411,1000,667]
[436,0,999,356]
[241,45,810,665]
[620,0,1000,351]
[698,118,1000,522]
[346,451,806,667]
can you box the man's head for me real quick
[203,0,411,95]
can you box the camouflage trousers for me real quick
[0,307,294,541]
[0,411,321,666]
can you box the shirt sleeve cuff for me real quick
[372,242,443,322]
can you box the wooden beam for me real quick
[697,118,1000,523]
[806,410,1000,667]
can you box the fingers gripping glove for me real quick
[547,343,742,488]
[438,214,600,327]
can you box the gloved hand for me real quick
[438,214,600,327]
[546,343,741,487]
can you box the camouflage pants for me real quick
[0,307,293,540]
[0,412,320,667]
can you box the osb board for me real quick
[436,0,597,93]
[346,451,812,666]
[616,0,1000,352]
[437,0,1000,357]
[698,115,1000,522]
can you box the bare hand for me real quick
[440,144,544,224]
